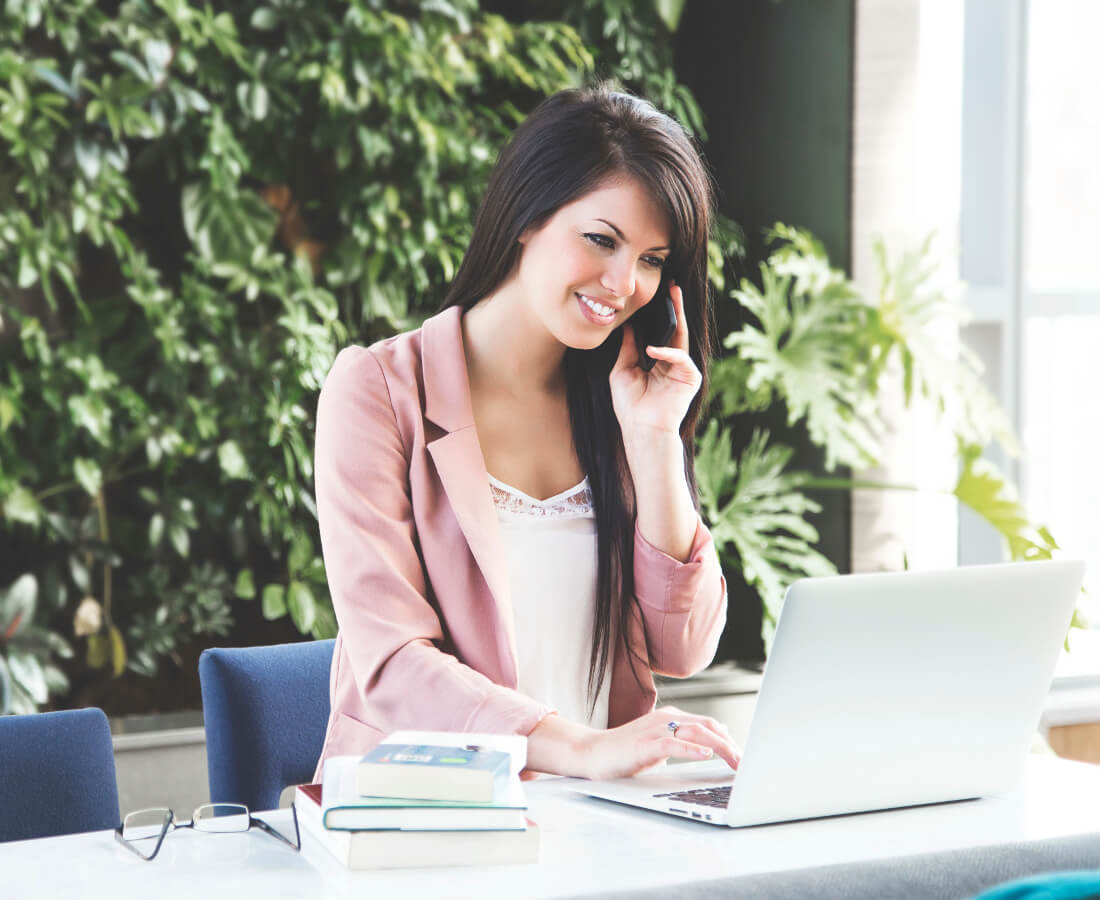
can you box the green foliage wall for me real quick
[0,0,1058,715]
[0,0,706,713]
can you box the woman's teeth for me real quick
[580,295,614,316]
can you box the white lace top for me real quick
[489,473,610,730]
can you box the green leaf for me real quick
[0,657,11,714]
[1,574,38,637]
[286,581,316,633]
[7,651,48,704]
[43,664,70,695]
[109,624,127,677]
[654,0,687,32]
[149,513,165,548]
[310,602,338,640]
[217,440,250,479]
[74,457,103,496]
[236,82,269,120]
[31,63,78,100]
[699,424,835,625]
[234,568,255,599]
[86,632,109,669]
[17,252,38,289]
[262,584,286,619]
[143,40,172,81]
[68,395,111,444]
[953,444,1058,562]
[288,532,312,573]
[74,136,102,180]
[251,8,278,29]
[169,524,190,558]
[727,240,883,472]
[69,556,91,593]
[3,486,40,526]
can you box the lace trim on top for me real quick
[488,474,593,519]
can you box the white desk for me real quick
[6,755,1100,900]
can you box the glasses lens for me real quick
[121,808,172,855]
[192,803,250,833]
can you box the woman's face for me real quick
[512,177,672,351]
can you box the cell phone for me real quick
[632,273,678,371]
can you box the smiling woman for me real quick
[312,84,739,784]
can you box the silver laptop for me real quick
[575,560,1085,827]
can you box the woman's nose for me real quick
[600,257,636,298]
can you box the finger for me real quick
[611,322,639,376]
[660,735,717,761]
[666,721,740,770]
[640,345,701,386]
[669,282,689,351]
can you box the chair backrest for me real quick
[0,707,120,842]
[199,639,334,812]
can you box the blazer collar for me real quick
[420,305,518,685]
[422,305,474,434]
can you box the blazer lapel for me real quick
[421,307,518,685]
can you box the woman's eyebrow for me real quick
[595,218,670,252]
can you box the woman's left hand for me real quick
[609,282,702,440]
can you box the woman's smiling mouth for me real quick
[576,292,620,325]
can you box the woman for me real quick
[313,84,739,782]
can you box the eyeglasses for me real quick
[115,802,300,861]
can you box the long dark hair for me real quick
[442,84,715,711]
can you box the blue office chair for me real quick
[0,707,120,842]
[199,639,334,812]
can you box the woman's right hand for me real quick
[578,705,740,780]
[526,705,740,780]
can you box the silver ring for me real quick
[667,720,680,736]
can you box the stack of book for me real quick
[295,730,540,870]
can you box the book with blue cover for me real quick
[357,742,512,803]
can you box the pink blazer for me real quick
[312,306,727,779]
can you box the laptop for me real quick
[574,559,1085,827]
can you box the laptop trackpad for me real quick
[574,759,735,803]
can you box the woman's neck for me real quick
[460,287,568,400]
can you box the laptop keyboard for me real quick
[653,784,733,809]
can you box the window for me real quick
[960,0,1100,627]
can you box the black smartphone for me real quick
[632,273,678,371]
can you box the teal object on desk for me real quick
[974,870,1100,900]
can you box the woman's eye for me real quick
[643,256,667,270]
[584,232,616,250]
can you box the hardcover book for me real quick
[357,742,511,803]
[322,755,528,831]
[296,783,539,870]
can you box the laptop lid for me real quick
[724,559,1084,826]
[575,560,1084,827]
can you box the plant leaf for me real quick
[74,457,103,496]
[1,574,38,638]
[235,569,255,599]
[286,581,316,633]
[3,486,41,526]
[953,444,1059,562]
[7,651,49,704]
[108,624,127,677]
[217,440,250,479]
[262,584,286,619]
[0,656,11,714]
[698,424,835,628]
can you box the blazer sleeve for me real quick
[632,517,727,678]
[315,346,553,737]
